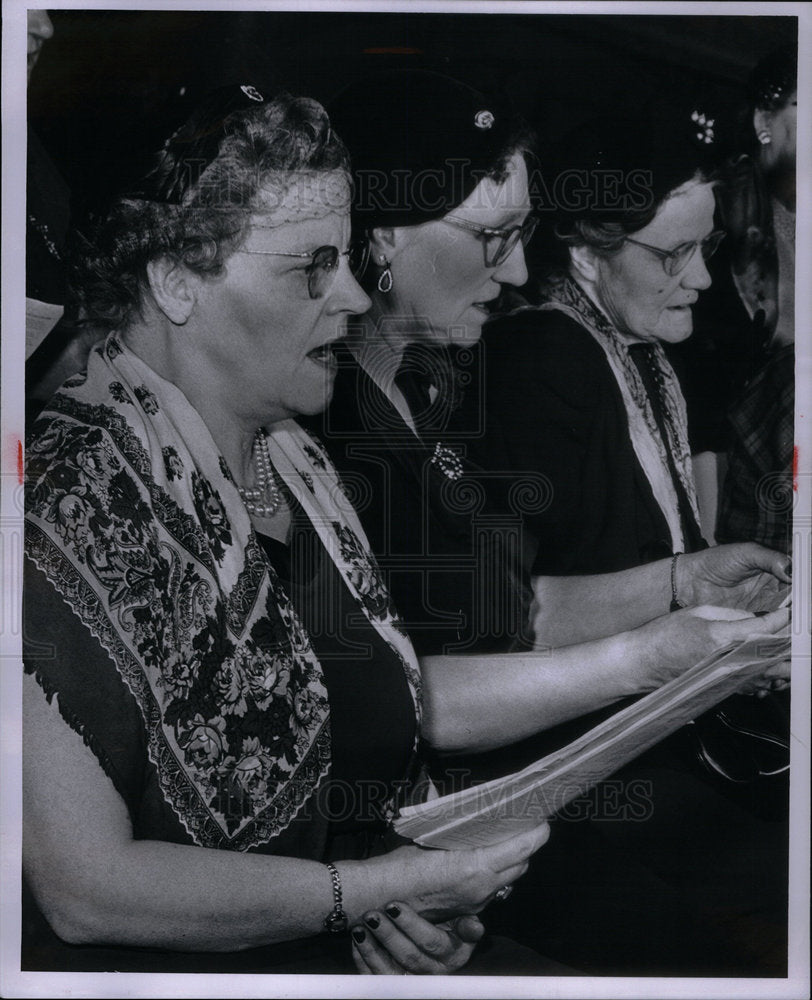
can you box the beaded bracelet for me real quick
[670,552,687,612]
[323,862,348,933]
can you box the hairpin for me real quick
[240,84,265,102]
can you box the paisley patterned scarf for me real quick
[25,333,421,851]
[535,275,699,552]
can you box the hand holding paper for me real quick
[396,621,791,850]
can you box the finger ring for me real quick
[494,884,513,902]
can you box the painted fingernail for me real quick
[385,904,401,919]
[364,914,380,929]
[352,927,366,943]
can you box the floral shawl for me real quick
[25,333,421,851]
[535,276,700,552]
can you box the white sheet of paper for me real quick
[25,297,63,359]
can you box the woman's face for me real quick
[762,90,798,170]
[381,152,532,347]
[194,171,371,425]
[588,180,716,345]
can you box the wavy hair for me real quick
[72,92,350,330]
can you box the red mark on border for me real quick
[793,446,799,491]
[17,439,24,485]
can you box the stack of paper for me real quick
[395,630,790,849]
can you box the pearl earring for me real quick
[757,130,771,145]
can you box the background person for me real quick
[25,9,99,420]
[716,46,797,554]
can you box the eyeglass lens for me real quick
[307,246,339,299]
[307,241,369,299]
[490,215,538,266]
[348,240,370,279]
[667,231,725,276]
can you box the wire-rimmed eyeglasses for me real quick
[440,213,539,268]
[235,240,370,300]
[623,230,726,277]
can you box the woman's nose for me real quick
[494,240,529,288]
[682,246,712,291]
[330,258,372,316]
[28,10,54,41]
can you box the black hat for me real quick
[746,45,797,111]
[142,83,268,204]
[545,100,723,230]
[329,69,516,230]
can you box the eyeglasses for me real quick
[440,213,539,268]
[623,230,726,277]
[235,240,370,299]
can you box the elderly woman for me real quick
[308,73,790,974]
[461,108,722,583]
[23,86,561,977]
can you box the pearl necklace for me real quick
[237,428,283,518]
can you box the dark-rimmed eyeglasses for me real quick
[623,230,726,277]
[236,240,370,299]
[440,213,539,268]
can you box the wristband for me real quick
[670,552,687,612]
[323,862,348,933]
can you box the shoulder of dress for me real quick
[487,303,596,340]
[482,308,610,386]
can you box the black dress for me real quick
[304,342,536,658]
[445,304,789,975]
[455,308,704,577]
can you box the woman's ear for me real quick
[568,244,600,285]
[146,257,196,325]
[369,225,417,265]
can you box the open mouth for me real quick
[306,341,340,368]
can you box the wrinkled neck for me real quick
[121,317,260,487]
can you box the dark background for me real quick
[29,9,797,218]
